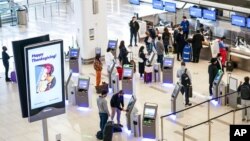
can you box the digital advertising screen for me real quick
[247,18,250,28]
[123,68,133,77]
[108,40,117,49]
[129,0,140,5]
[25,40,65,122]
[165,2,176,13]
[231,15,246,27]
[79,79,89,89]
[144,108,156,118]
[203,9,216,21]
[153,0,164,10]
[189,7,202,18]
[163,58,173,67]
[69,48,79,57]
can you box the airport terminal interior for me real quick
[0,0,250,141]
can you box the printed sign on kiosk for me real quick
[24,40,65,122]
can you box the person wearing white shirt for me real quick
[105,48,115,71]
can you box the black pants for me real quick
[193,47,201,62]
[182,86,190,104]
[99,113,108,133]
[164,44,169,54]
[130,31,137,45]
[209,83,213,96]
[177,46,183,60]
[4,64,9,80]
[157,54,163,69]
[183,31,189,40]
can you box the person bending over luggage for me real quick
[94,55,103,87]
[237,77,250,122]
[97,90,110,133]
[177,62,192,106]
[110,90,126,127]
[2,46,11,82]
[155,36,164,69]
[138,46,147,78]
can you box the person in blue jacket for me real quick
[180,16,190,40]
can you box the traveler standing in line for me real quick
[118,40,129,66]
[155,36,164,69]
[180,16,190,39]
[162,27,172,54]
[97,90,110,133]
[177,62,192,106]
[176,28,186,61]
[208,58,218,96]
[93,55,103,87]
[237,76,250,122]
[138,46,147,78]
[2,46,11,82]
[144,31,153,55]
[129,16,140,47]
[192,30,204,63]
[110,90,126,127]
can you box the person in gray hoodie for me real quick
[155,36,165,69]
[97,90,110,133]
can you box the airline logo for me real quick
[203,10,215,20]
[153,1,163,10]
[190,7,202,17]
[232,16,245,26]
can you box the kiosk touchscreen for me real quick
[122,66,134,95]
[108,40,118,58]
[69,48,81,73]
[76,78,90,107]
[162,57,174,83]
[171,83,184,117]
[142,103,158,139]
[126,96,137,130]
[212,70,224,98]
[228,77,238,108]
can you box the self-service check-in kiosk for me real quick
[76,77,90,107]
[108,39,118,58]
[162,57,174,83]
[212,70,224,99]
[171,83,184,118]
[65,71,76,105]
[153,63,161,82]
[227,77,238,108]
[126,96,138,130]
[122,65,134,95]
[69,48,81,73]
[142,103,158,139]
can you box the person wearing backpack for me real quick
[177,62,192,106]
[237,76,250,122]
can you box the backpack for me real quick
[240,84,250,100]
[181,69,191,87]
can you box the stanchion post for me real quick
[161,117,163,141]
[43,5,45,18]
[42,119,49,141]
[208,101,210,121]
[183,129,185,141]
[208,120,211,141]
[233,110,236,125]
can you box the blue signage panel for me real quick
[153,0,164,10]
[231,15,246,27]
[129,0,140,5]
[189,7,202,18]
[247,18,250,28]
[203,9,216,21]
[165,2,176,13]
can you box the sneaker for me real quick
[5,78,11,82]
[118,124,123,127]
[185,103,192,106]
[242,118,246,121]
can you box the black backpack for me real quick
[240,84,250,100]
[181,69,191,87]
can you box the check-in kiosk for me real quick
[153,63,161,82]
[126,96,138,130]
[212,70,224,98]
[227,77,238,108]
[65,71,77,105]
[142,103,158,139]
[162,57,174,83]
[171,83,184,118]
[69,48,81,73]
[108,39,118,58]
[76,77,90,107]
[122,66,134,95]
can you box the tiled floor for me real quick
[0,0,250,141]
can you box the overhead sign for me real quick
[189,7,202,18]
[203,9,216,21]
[153,0,164,10]
[165,2,176,13]
[231,15,246,27]
[25,40,65,122]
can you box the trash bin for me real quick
[17,7,27,25]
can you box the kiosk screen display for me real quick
[189,7,202,18]
[79,79,88,89]
[70,49,78,57]
[172,84,180,97]
[247,18,250,28]
[231,15,246,27]
[153,0,164,10]
[203,9,216,21]
[127,96,136,111]
[129,0,140,5]
[123,68,133,77]
[108,40,117,49]
[165,2,176,13]
[163,58,173,67]
[144,108,156,118]
[213,70,223,84]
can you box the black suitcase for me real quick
[189,86,193,98]
[113,124,122,133]
[226,61,234,72]
[103,121,114,141]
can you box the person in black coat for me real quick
[138,46,147,78]
[129,16,140,47]
[118,41,129,66]
[192,30,204,63]
[2,46,11,82]
[208,58,218,96]
[176,28,186,61]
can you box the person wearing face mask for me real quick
[2,46,11,82]
[176,28,186,61]
[180,16,190,39]
[129,16,140,47]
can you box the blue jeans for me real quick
[99,113,108,133]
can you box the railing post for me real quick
[183,128,185,141]
[208,120,211,141]
[208,101,210,121]
[161,117,164,141]
[233,110,236,125]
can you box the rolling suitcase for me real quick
[11,71,17,83]
[103,121,114,141]
[182,44,192,62]
[189,86,193,98]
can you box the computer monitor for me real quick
[153,0,164,10]
[247,18,250,28]
[69,49,79,58]
[144,108,156,118]
[189,7,202,18]
[203,9,216,21]
[78,79,88,90]
[172,83,180,98]
[165,2,176,13]
[123,68,133,77]
[129,0,140,5]
[231,15,246,27]
[163,58,173,67]
[107,40,118,49]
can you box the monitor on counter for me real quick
[78,79,89,90]
[153,0,164,10]
[144,108,156,118]
[203,9,216,21]
[163,58,173,67]
[247,18,250,28]
[231,15,246,27]
[129,0,140,5]
[123,68,133,77]
[189,7,202,18]
[69,48,79,57]
[165,2,176,13]
[108,40,118,49]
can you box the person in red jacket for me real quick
[218,36,227,66]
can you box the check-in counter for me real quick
[230,46,250,72]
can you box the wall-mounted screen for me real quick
[203,9,216,21]
[144,108,156,118]
[79,79,89,89]
[108,40,117,49]
[231,15,246,27]
[129,0,140,5]
[165,2,176,13]
[189,7,202,18]
[153,0,164,10]
[163,58,173,67]
[247,18,250,28]
[123,68,133,77]
[69,49,79,57]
